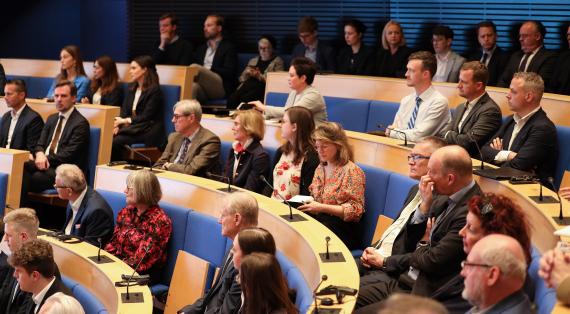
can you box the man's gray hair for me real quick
[174,99,202,122]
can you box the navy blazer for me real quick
[62,187,114,246]
[481,108,558,184]
[34,108,90,170]
[0,105,44,151]
[498,47,557,89]
[291,41,336,72]
[466,46,510,87]
[224,140,270,194]
[194,39,239,95]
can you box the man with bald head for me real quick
[355,145,481,311]
[498,20,556,89]
[461,234,531,313]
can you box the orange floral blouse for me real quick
[308,161,365,222]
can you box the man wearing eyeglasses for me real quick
[461,234,531,313]
[154,100,221,177]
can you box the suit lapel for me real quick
[182,128,203,164]
[509,109,543,151]
[72,189,90,233]
[0,113,10,147]
[459,93,489,132]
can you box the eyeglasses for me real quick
[173,114,189,120]
[407,154,430,162]
[461,260,492,269]
[53,184,69,189]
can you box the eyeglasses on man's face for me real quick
[407,154,430,162]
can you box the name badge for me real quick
[75,224,81,230]
[408,266,420,281]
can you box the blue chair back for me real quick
[265,92,288,107]
[161,84,181,135]
[357,163,391,249]
[384,173,418,219]
[96,189,126,220]
[87,128,100,186]
[0,173,8,216]
[325,96,370,132]
[157,201,191,289]
[555,125,570,188]
[366,100,400,132]
[527,247,557,313]
[62,276,108,314]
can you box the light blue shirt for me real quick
[46,75,90,101]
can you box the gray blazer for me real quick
[439,51,466,83]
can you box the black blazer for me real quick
[34,108,90,170]
[0,105,44,151]
[466,46,510,87]
[194,39,239,95]
[375,46,413,78]
[550,50,570,96]
[481,108,558,184]
[336,45,376,76]
[0,63,5,96]
[263,147,320,197]
[30,277,72,314]
[442,92,502,157]
[224,140,270,194]
[407,183,481,296]
[291,41,336,72]
[62,187,115,246]
[86,85,124,107]
[498,47,557,89]
[119,84,165,147]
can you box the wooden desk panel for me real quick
[0,148,28,209]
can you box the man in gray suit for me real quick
[154,99,221,177]
[441,61,502,157]
[462,234,531,314]
[432,25,466,83]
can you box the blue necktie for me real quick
[407,96,422,129]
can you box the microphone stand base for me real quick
[121,292,144,303]
[216,187,239,193]
[279,214,307,222]
[123,165,143,171]
[529,196,559,204]
[87,255,114,264]
[398,143,415,148]
[553,217,570,225]
[319,252,346,263]
[312,308,341,314]
[148,168,164,174]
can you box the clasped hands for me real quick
[113,117,130,135]
[298,201,324,214]
[489,137,517,160]
[539,248,570,289]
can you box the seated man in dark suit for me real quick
[550,24,570,96]
[498,20,557,89]
[55,164,114,246]
[465,21,510,87]
[0,208,39,313]
[151,13,194,66]
[482,72,558,184]
[8,239,72,313]
[191,14,238,103]
[154,99,221,176]
[0,62,5,96]
[291,16,335,72]
[0,80,44,152]
[441,61,502,157]
[355,145,481,311]
[21,80,90,206]
[178,192,259,314]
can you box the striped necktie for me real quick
[407,96,422,129]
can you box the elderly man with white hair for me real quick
[461,234,531,314]
[55,164,114,246]
[154,99,221,177]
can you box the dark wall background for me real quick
[0,0,569,63]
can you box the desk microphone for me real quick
[312,275,328,314]
[378,124,411,148]
[467,131,484,170]
[530,177,559,204]
[122,145,161,173]
[97,238,102,262]
[548,177,570,225]
[259,175,306,222]
[84,236,114,264]
[206,172,237,193]
[325,236,331,260]
[121,243,151,303]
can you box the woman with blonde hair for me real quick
[376,20,412,78]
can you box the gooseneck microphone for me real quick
[530,176,559,204]
[121,243,152,303]
[467,131,484,170]
[325,236,331,260]
[123,145,161,173]
[548,177,570,225]
[383,126,410,147]
[97,238,102,262]
[312,275,328,314]
[207,172,237,193]
[259,175,307,222]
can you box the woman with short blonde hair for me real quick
[376,20,412,78]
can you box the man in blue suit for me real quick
[54,164,114,246]
[0,80,44,152]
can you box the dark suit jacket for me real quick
[179,251,242,314]
[375,46,413,78]
[407,183,481,296]
[155,127,221,177]
[194,39,239,96]
[466,46,510,87]
[86,85,124,107]
[34,108,90,170]
[151,38,194,66]
[498,47,557,89]
[336,45,376,76]
[263,147,320,197]
[550,50,570,96]
[62,187,114,246]
[30,277,73,314]
[119,85,165,147]
[0,63,5,96]
[481,108,558,184]
[291,41,336,72]
[224,140,270,194]
[0,105,44,152]
[442,92,502,157]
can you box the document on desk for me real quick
[554,226,570,237]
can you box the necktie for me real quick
[175,138,191,164]
[481,52,488,65]
[407,96,422,129]
[518,53,531,72]
[49,115,65,155]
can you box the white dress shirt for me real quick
[6,104,26,149]
[65,187,88,235]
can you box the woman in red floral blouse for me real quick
[104,169,172,284]
[298,122,365,249]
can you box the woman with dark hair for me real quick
[375,20,412,78]
[240,253,298,314]
[298,122,365,249]
[250,57,327,124]
[111,55,165,161]
[232,227,277,270]
[81,55,123,106]
[432,192,532,313]
[264,106,319,200]
[46,45,90,100]
[336,19,375,76]
[227,35,285,109]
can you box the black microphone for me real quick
[530,177,559,204]
[467,131,484,170]
[259,175,306,222]
[97,238,102,262]
[207,172,236,193]
[121,243,151,303]
[312,275,328,314]
[379,124,410,147]
[547,177,570,225]
[123,145,158,173]
[325,236,330,260]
